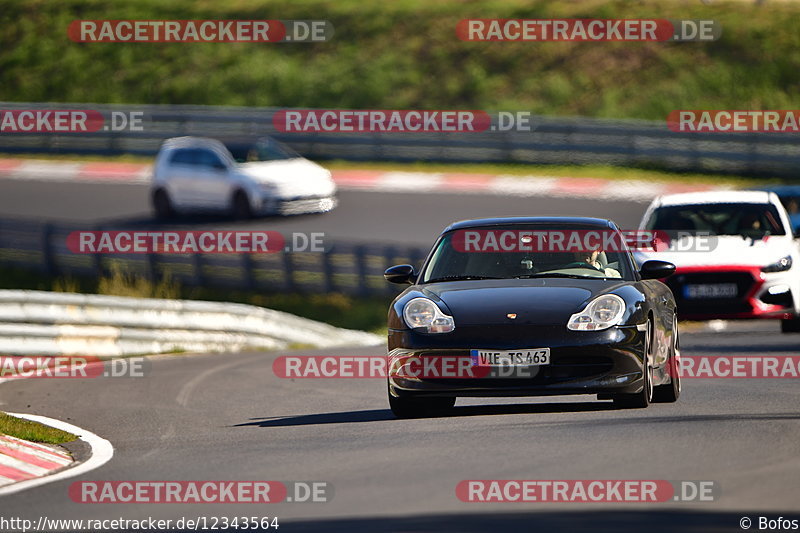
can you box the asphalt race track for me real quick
[1,177,799,532]
[0,179,646,245]
[1,322,799,532]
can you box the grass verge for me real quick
[0,412,77,445]
[1,1,799,121]
[323,160,784,188]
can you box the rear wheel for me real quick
[653,315,681,403]
[781,317,800,333]
[388,392,455,419]
[231,190,253,220]
[614,319,653,409]
[152,189,175,220]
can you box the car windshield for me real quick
[420,225,636,282]
[645,203,786,238]
[227,139,300,163]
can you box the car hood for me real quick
[635,235,795,268]
[421,278,623,326]
[236,158,336,194]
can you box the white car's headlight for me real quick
[403,297,455,333]
[762,255,793,273]
[567,294,626,331]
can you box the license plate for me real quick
[471,349,550,367]
[684,283,738,299]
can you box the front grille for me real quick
[410,353,615,386]
[667,271,755,315]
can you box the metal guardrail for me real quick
[0,217,428,298]
[1,102,799,177]
[0,290,382,357]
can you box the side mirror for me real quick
[384,264,417,285]
[639,260,676,280]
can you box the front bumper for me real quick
[387,325,646,398]
[257,195,337,216]
[665,265,795,320]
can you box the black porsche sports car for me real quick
[384,216,680,418]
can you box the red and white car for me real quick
[636,191,800,332]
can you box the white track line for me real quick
[0,413,114,497]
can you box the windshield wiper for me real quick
[425,275,502,283]
[514,273,607,280]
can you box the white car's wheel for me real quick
[231,190,253,220]
[152,189,175,220]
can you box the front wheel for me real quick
[781,317,800,333]
[231,190,253,220]
[653,315,681,403]
[389,393,455,419]
[613,320,653,409]
[152,189,175,220]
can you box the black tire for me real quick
[653,316,681,403]
[231,190,253,220]
[152,189,175,220]
[388,393,456,419]
[614,319,653,409]
[781,317,800,333]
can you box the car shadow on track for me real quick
[233,401,619,428]
[234,406,800,429]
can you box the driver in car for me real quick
[567,250,622,278]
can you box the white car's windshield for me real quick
[227,139,300,163]
[646,203,786,238]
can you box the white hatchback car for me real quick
[151,136,337,219]
[637,191,800,332]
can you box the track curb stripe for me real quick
[0,414,114,497]
[0,158,729,202]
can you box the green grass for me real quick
[0,412,77,444]
[0,0,798,120]
[0,264,392,334]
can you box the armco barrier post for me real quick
[242,252,256,290]
[41,222,55,276]
[322,248,335,293]
[354,245,368,297]
[282,251,296,292]
[192,252,204,285]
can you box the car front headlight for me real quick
[567,294,626,331]
[402,297,455,333]
[762,255,793,273]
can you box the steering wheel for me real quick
[563,261,604,272]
